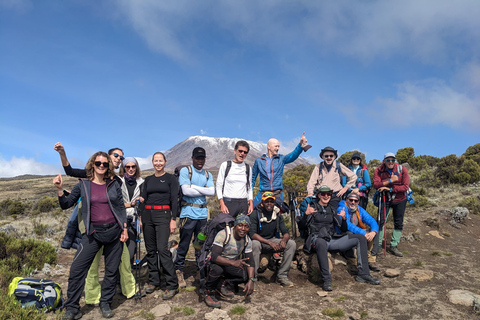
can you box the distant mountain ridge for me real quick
[160,135,310,170]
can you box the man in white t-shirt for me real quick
[216,140,253,217]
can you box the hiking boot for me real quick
[322,282,333,292]
[369,262,381,272]
[277,277,294,288]
[145,284,159,294]
[99,303,114,319]
[356,274,381,285]
[176,269,187,288]
[162,288,179,300]
[64,310,82,320]
[388,246,404,257]
[216,281,234,299]
[204,289,221,308]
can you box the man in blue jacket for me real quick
[337,192,380,272]
[252,132,310,207]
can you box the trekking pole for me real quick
[382,192,387,256]
[289,192,297,239]
[133,200,142,301]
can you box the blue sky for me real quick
[1,0,479,177]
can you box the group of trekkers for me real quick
[52,132,410,319]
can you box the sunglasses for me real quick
[320,192,332,197]
[352,157,361,161]
[237,150,249,154]
[385,159,396,163]
[113,153,125,161]
[94,161,109,168]
[348,198,359,203]
[323,154,335,159]
[125,165,136,170]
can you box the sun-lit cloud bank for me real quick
[0,155,59,178]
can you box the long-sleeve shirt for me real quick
[141,173,179,219]
[307,161,356,194]
[373,163,409,203]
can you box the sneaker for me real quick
[277,277,294,288]
[176,269,187,288]
[369,262,381,272]
[204,290,221,308]
[145,284,159,294]
[99,303,114,319]
[388,246,404,257]
[64,310,83,320]
[322,282,332,292]
[356,274,381,285]
[162,288,179,300]
[216,281,234,299]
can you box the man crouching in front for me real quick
[204,215,255,308]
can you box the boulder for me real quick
[447,290,480,307]
[151,303,171,317]
[384,269,401,278]
[205,308,231,320]
[296,245,333,283]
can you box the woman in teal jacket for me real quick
[342,153,371,209]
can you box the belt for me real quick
[181,201,207,208]
[93,223,116,229]
[223,197,247,202]
[145,205,171,210]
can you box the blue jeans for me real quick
[174,217,207,272]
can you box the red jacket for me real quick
[373,163,409,203]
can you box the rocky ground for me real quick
[1,177,479,319]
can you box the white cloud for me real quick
[0,155,59,178]
[200,129,207,135]
[374,79,480,131]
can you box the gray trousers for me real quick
[252,238,296,279]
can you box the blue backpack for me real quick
[8,277,64,312]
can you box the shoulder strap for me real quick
[187,165,193,181]
[336,161,343,176]
[223,226,232,247]
[397,164,403,174]
[222,161,232,194]
[245,163,250,190]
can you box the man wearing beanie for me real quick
[337,192,380,272]
[203,214,255,308]
[373,152,410,257]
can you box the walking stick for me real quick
[133,201,143,301]
[382,192,387,256]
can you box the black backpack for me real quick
[174,165,210,216]
[197,214,248,293]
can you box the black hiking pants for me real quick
[314,233,369,284]
[142,209,178,290]
[175,217,207,272]
[223,197,249,218]
[205,263,247,291]
[65,232,122,313]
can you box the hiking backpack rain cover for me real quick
[8,277,64,312]
[197,214,235,294]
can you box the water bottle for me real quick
[406,188,415,204]
[193,232,207,250]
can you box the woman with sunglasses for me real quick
[54,152,128,320]
[139,152,179,300]
[306,146,357,208]
[342,152,371,209]
[298,186,380,291]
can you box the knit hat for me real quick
[234,214,251,227]
[320,146,338,159]
[122,157,138,167]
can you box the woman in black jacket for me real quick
[54,151,127,320]
[299,186,380,292]
[139,152,179,300]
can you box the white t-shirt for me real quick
[216,161,253,200]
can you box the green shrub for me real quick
[458,197,480,215]
[0,199,26,216]
[0,232,57,288]
[396,147,415,164]
[459,159,480,183]
[338,150,366,167]
[410,183,426,196]
[452,172,471,186]
[0,288,47,320]
[413,194,432,208]
[322,308,345,317]
[36,196,58,213]
[174,306,195,316]
[230,305,246,315]
[409,157,428,171]
[416,168,440,188]
[463,143,480,165]
[33,220,49,236]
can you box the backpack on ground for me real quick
[8,277,64,312]
[197,214,248,293]
[174,165,210,215]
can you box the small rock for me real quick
[384,269,400,278]
[317,291,328,297]
[428,230,444,239]
[447,290,480,307]
[332,253,347,266]
[425,217,439,229]
[412,229,422,240]
[404,269,434,281]
[151,303,171,317]
[42,263,51,275]
[205,308,231,320]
